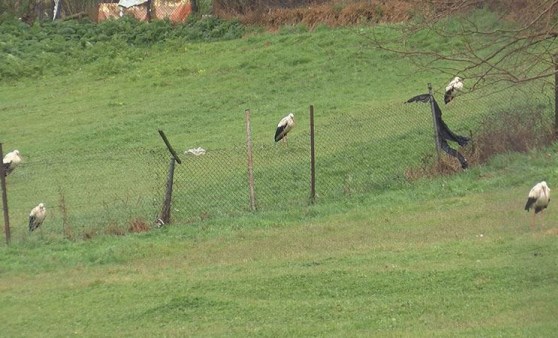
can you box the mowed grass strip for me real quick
[1,171,557,336]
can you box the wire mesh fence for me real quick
[2,147,167,241]
[1,81,555,243]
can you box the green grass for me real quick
[0,11,557,336]
[1,152,558,336]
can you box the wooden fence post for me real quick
[309,105,316,204]
[0,143,11,245]
[159,157,175,225]
[245,109,257,211]
[157,130,181,225]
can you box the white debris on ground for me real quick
[185,147,206,156]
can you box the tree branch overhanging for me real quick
[368,0,558,91]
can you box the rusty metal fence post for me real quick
[0,143,10,245]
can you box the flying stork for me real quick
[444,76,463,104]
[274,113,295,144]
[29,203,47,232]
[2,149,22,176]
[524,181,550,228]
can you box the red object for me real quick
[97,1,192,22]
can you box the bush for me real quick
[474,103,554,162]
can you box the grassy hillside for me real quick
[1,14,552,236]
[1,148,557,336]
[0,10,557,336]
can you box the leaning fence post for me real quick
[428,83,442,163]
[157,130,181,225]
[0,143,10,245]
[159,157,176,225]
[245,109,257,211]
[309,105,316,204]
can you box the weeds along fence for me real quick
[1,81,554,243]
[1,147,167,242]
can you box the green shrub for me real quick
[0,16,244,81]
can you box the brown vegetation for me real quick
[128,218,150,233]
[214,0,418,29]
[406,105,554,180]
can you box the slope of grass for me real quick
[0,12,557,336]
[0,23,460,235]
[0,146,557,336]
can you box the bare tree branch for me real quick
[368,0,558,92]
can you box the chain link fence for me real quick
[1,81,554,243]
[154,80,555,221]
[3,147,167,241]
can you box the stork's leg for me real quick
[531,212,536,229]
[281,135,288,147]
[541,210,545,228]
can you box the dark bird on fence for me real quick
[525,181,550,228]
[2,149,22,176]
[29,203,47,232]
[275,113,295,144]
[444,76,463,104]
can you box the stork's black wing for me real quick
[525,197,537,211]
[29,216,37,232]
[275,125,287,142]
[444,88,455,104]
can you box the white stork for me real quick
[444,76,463,104]
[274,113,295,144]
[524,181,550,228]
[29,203,47,232]
[2,149,22,176]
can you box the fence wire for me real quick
[1,81,554,242]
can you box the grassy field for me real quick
[1,10,557,336]
[1,151,558,336]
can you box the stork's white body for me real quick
[525,181,550,228]
[444,77,463,104]
[2,150,21,176]
[275,113,295,143]
[29,203,47,232]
